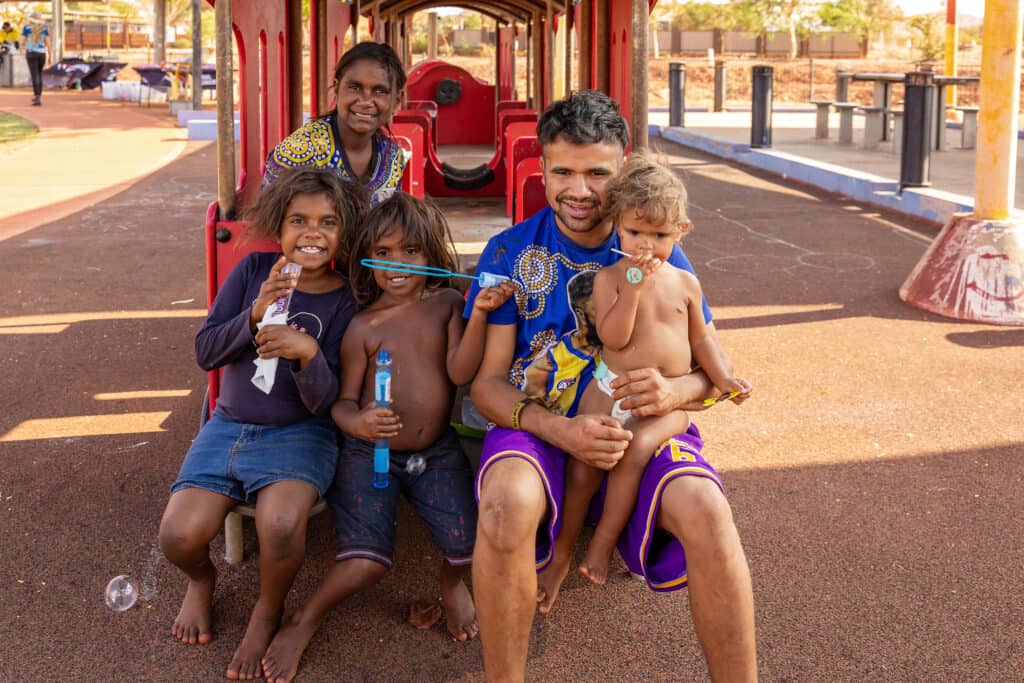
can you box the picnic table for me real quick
[845,71,980,149]
[934,75,981,150]
[850,72,904,141]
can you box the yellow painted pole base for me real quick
[900,213,1024,326]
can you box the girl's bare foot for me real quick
[226,606,281,680]
[536,550,571,614]
[262,612,319,683]
[440,581,478,641]
[171,569,216,645]
[578,534,616,586]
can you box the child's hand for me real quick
[250,256,299,328]
[254,324,318,366]
[718,377,752,405]
[627,253,664,284]
[473,280,516,313]
[351,405,402,442]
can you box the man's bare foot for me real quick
[226,606,280,680]
[171,570,216,645]
[536,551,571,615]
[261,612,319,683]
[578,535,615,586]
[440,580,478,641]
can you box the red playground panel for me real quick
[497,109,537,146]
[515,157,546,223]
[506,135,541,217]
[203,201,278,414]
[390,126,425,198]
[405,60,496,145]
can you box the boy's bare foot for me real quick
[261,612,319,683]
[440,581,478,641]
[408,599,443,629]
[536,550,571,615]
[171,570,216,645]
[226,606,281,680]
[578,535,616,586]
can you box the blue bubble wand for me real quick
[360,259,511,288]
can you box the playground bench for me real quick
[809,99,832,139]
[955,106,979,150]
[832,102,858,144]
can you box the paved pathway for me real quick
[650,109,1024,209]
[0,88,191,242]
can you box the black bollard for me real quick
[751,65,773,148]
[713,60,727,112]
[899,70,935,189]
[669,63,686,127]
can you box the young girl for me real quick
[263,41,407,205]
[261,193,514,683]
[543,153,752,596]
[158,167,369,681]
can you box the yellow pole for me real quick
[974,0,1024,219]
[944,0,958,106]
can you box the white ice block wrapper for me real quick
[251,262,301,394]
[251,309,289,394]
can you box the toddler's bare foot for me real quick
[226,605,280,680]
[440,581,478,642]
[536,550,571,615]
[262,612,319,683]
[578,535,616,586]
[171,569,216,645]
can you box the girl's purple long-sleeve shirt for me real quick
[196,252,356,425]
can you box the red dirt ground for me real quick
[0,111,1021,682]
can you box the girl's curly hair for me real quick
[243,167,370,268]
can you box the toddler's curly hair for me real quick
[606,152,691,235]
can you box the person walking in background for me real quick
[21,11,50,106]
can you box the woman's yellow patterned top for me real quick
[263,113,406,205]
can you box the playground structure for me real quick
[207,0,660,215]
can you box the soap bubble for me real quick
[405,455,426,476]
[105,575,138,611]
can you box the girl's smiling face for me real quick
[370,225,428,296]
[334,59,398,138]
[278,192,342,272]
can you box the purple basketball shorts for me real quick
[474,423,724,592]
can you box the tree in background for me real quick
[817,0,901,54]
[730,0,816,59]
[907,13,944,62]
[664,2,726,31]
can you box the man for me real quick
[463,90,757,681]
[0,21,18,44]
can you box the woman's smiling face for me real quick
[334,59,398,138]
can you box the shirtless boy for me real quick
[261,193,513,683]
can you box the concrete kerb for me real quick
[655,124,974,227]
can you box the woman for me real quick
[263,42,407,205]
[22,11,50,106]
